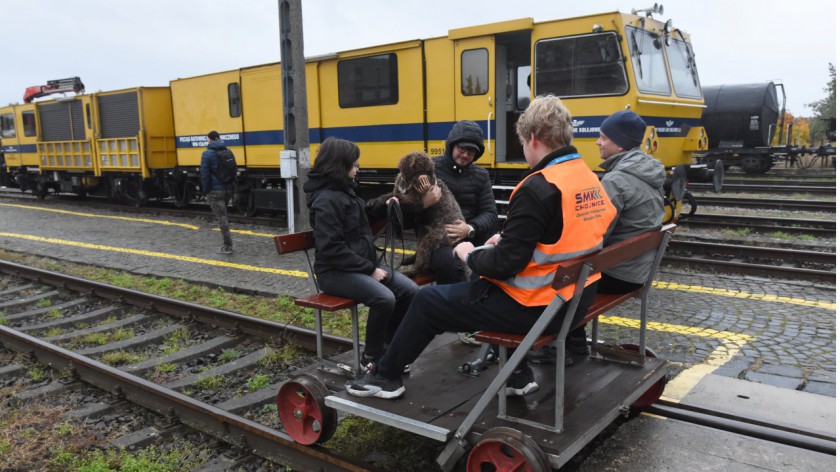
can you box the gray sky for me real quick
[1,0,835,117]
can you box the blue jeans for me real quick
[377,279,596,379]
[318,267,419,357]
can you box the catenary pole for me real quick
[279,0,310,232]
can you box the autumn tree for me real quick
[808,63,836,145]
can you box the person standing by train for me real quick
[345,96,616,399]
[303,137,421,373]
[200,131,234,254]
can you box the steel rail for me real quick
[0,324,373,472]
[693,196,836,212]
[691,183,836,194]
[668,240,835,264]
[678,215,835,236]
[647,400,835,456]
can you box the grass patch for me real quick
[194,375,225,390]
[51,441,212,471]
[36,298,53,309]
[162,326,191,355]
[100,351,146,366]
[246,373,271,391]
[47,309,62,319]
[0,313,7,326]
[41,327,66,337]
[154,362,177,375]
[722,227,752,237]
[218,348,241,363]
[328,416,442,471]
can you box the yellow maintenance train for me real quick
[0,8,709,215]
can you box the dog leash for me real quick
[375,199,406,271]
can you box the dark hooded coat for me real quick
[432,120,498,244]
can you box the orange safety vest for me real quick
[488,158,616,306]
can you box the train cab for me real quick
[0,103,39,190]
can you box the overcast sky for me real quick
[1,0,835,117]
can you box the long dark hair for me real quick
[312,137,360,186]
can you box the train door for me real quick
[454,37,495,165]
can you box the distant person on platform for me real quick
[200,131,234,254]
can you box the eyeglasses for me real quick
[454,144,477,156]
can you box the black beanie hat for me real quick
[600,110,647,150]
[207,130,221,141]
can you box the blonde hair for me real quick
[515,95,573,149]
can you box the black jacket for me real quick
[303,172,377,277]
[432,120,498,243]
[467,146,581,280]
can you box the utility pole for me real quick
[279,0,310,232]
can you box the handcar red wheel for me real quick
[276,374,337,445]
[467,426,550,472]
[620,343,666,408]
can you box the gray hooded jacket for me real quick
[600,148,666,283]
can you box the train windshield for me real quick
[533,32,628,98]
[625,26,671,96]
[665,38,702,99]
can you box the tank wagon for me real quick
[2,7,709,215]
[697,82,835,174]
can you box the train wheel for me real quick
[35,181,48,200]
[467,427,550,472]
[619,343,666,409]
[713,159,725,193]
[276,374,337,445]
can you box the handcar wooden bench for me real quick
[274,230,433,374]
[276,224,676,471]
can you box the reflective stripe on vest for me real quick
[489,158,617,306]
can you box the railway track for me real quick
[690,182,836,195]
[692,196,836,213]
[0,260,834,469]
[0,260,371,472]
[678,213,836,236]
[664,240,835,283]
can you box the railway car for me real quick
[696,82,787,174]
[169,7,709,214]
[695,82,835,174]
[0,88,176,203]
[4,7,709,217]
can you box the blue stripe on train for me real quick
[173,116,702,148]
[2,144,38,153]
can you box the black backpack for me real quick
[214,148,238,183]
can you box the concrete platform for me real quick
[579,414,834,472]
[579,373,835,471]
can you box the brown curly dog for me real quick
[369,152,465,278]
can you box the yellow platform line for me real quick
[653,280,835,311]
[600,315,756,402]
[0,203,200,230]
[0,233,308,278]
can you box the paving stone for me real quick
[802,381,836,397]
[756,364,805,378]
[745,372,804,390]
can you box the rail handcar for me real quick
[1,88,176,203]
[169,8,709,213]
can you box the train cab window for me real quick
[534,32,628,98]
[516,66,531,109]
[666,39,702,99]
[338,53,399,108]
[22,111,36,137]
[0,113,15,139]
[461,48,488,96]
[625,26,671,96]
[228,83,242,117]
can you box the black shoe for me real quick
[360,353,380,374]
[217,245,233,254]
[346,372,405,399]
[505,365,539,397]
[568,328,590,355]
[525,346,573,366]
